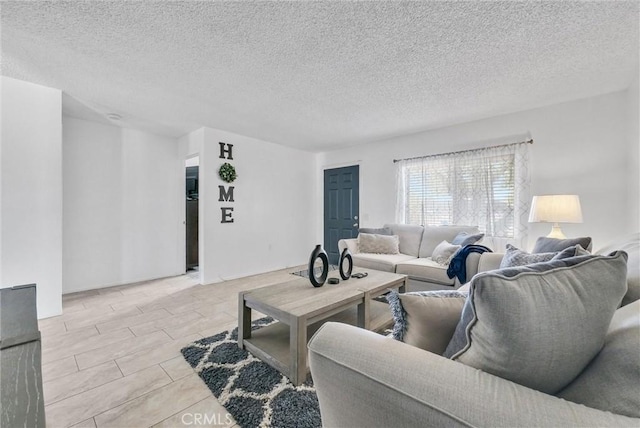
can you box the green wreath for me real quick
[219,162,237,183]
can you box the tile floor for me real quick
[38,267,300,427]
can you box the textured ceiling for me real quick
[1,1,638,151]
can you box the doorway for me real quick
[323,165,360,264]
[185,156,199,272]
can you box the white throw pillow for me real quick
[431,240,461,266]
[357,233,400,254]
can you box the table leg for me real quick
[237,292,251,349]
[357,296,370,329]
[290,316,307,386]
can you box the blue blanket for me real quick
[447,244,493,283]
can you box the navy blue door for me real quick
[324,166,360,264]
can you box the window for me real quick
[396,140,531,244]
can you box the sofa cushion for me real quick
[395,258,456,285]
[384,224,424,257]
[557,300,640,418]
[451,231,485,246]
[533,236,593,253]
[444,251,628,394]
[352,253,415,273]
[419,226,480,258]
[499,244,556,268]
[358,227,392,236]
[595,233,639,306]
[387,290,467,354]
[357,233,400,254]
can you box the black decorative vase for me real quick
[339,248,353,280]
[308,244,329,287]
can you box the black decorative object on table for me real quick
[308,245,329,287]
[339,248,353,280]
[351,272,368,279]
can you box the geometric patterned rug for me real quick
[180,317,321,428]
[290,265,338,279]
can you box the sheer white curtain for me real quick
[395,138,531,250]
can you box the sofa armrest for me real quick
[478,252,503,272]
[338,238,358,254]
[308,322,638,428]
[463,252,482,281]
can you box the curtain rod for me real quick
[392,139,534,163]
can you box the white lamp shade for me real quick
[528,195,583,223]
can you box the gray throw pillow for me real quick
[533,236,593,253]
[358,227,392,236]
[357,233,400,254]
[452,231,485,246]
[551,244,591,260]
[557,300,640,417]
[500,244,556,268]
[388,290,467,355]
[443,251,629,394]
[595,233,639,306]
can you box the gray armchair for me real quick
[310,234,640,427]
[308,320,639,428]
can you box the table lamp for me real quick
[528,195,583,239]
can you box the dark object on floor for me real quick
[351,272,368,279]
[328,278,339,284]
[447,245,493,283]
[0,284,46,428]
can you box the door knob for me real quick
[353,223,359,227]
[354,215,359,220]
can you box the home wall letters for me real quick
[219,142,235,223]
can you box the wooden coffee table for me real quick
[238,269,407,385]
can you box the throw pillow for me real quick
[451,231,485,246]
[357,233,400,254]
[418,225,479,258]
[533,236,593,253]
[557,300,640,418]
[499,244,556,268]
[443,251,629,394]
[595,233,639,306]
[551,244,591,260]
[358,227,393,236]
[431,240,461,266]
[387,290,467,355]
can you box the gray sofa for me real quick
[338,223,483,291]
[309,233,640,427]
[472,232,640,305]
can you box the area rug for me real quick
[290,265,338,278]
[181,317,321,428]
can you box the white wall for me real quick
[179,127,317,284]
[1,76,63,318]
[317,90,635,251]
[62,117,183,293]
[627,76,639,233]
